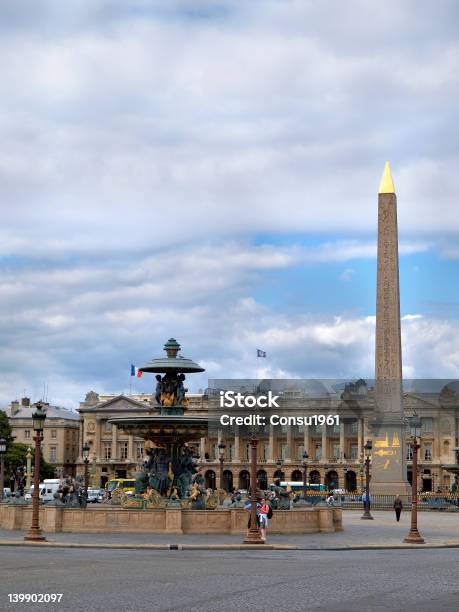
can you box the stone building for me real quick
[5,397,80,476]
[76,382,459,492]
[76,391,208,487]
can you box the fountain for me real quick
[109,338,220,509]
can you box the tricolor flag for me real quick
[130,364,143,378]
[257,349,266,358]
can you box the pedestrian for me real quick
[258,497,271,541]
[393,495,403,522]
[362,489,372,510]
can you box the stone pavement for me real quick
[0,511,457,549]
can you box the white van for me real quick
[26,479,61,502]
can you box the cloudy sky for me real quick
[1,1,458,408]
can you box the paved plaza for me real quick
[0,511,457,549]
[1,511,458,611]
[1,547,458,611]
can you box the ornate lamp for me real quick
[0,437,7,501]
[361,439,373,520]
[24,402,47,541]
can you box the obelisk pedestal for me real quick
[371,162,410,495]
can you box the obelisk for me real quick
[371,162,410,495]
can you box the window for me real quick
[315,442,322,461]
[281,425,288,434]
[350,444,358,460]
[332,424,340,434]
[228,444,234,461]
[280,444,288,460]
[104,421,112,433]
[297,445,304,460]
[406,446,413,460]
[136,444,144,460]
[298,425,305,433]
[72,431,76,441]
[262,443,269,461]
[421,418,433,434]
[350,420,358,434]
[423,443,432,462]
[332,442,340,459]
[103,443,112,460]
[119,442,128,460]
[24,430,30,439]
[49,447,57,462]
[51,429,57,439]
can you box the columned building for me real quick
[76,382,459,492]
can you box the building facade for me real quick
[76,383,459,492]
[5,397,80,476]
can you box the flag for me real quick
[257,349,266,358]
[130,364,143,378]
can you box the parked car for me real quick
[87,489,103,503]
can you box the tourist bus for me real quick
[270,481,326,493]
[105,478,136,497]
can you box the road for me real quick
[1,547,458,612]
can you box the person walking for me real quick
[393,495,403,522]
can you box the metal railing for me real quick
[302,491,459,510]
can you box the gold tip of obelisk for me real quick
[378,161,395,194]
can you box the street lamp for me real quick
[243,435,264,545]
[218,442,226,490]
[24,402,47,541]
[0,437,7,501]
[404,415,425,544]
[359,451,364,492]
[361,439,373,520]
[83,442,90,497]
[275,457,283,480]
[302,451,309,490]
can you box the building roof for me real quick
[5,403,80,421]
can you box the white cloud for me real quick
[339,268,355,281]
[0,2,458,407]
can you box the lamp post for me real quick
[218,442,226,490]
[404,415,425,544]
[83,442,90,496]
[275,457,283,481]
[24,402,47,542]
[25,447,32,492]
[243,435,264,545]
[302,451,309,490]
[358,451,364,492]
[0,437,7,501]
[361,439,373,520]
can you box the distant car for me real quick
[87,489,102,503]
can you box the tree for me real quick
[0,410,13,445]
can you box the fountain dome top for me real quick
[140,338,205,374]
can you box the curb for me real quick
[1,540,459,551]
[0,541,294,551]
